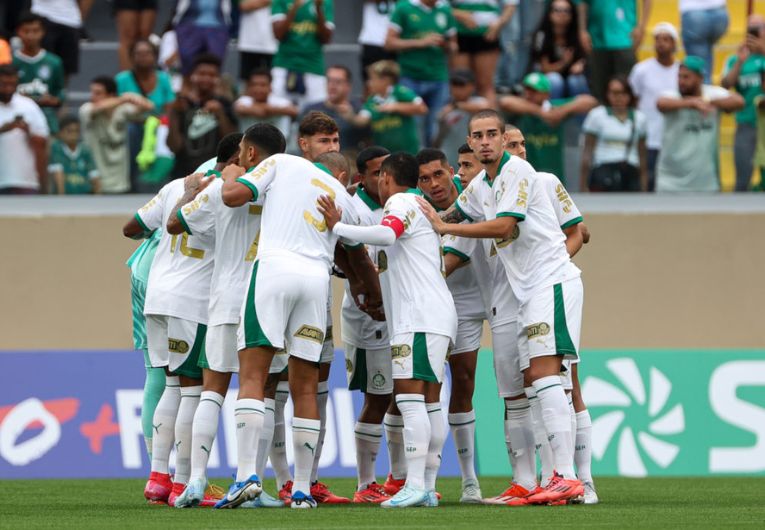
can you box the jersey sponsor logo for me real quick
[293,325,325,344]
[182,194,209,216]
[526,322,551,339]
[555,183,573,213]
[291,20,318,34]
[248,158,276,181]
[168,338,190,354]
[391,344,412,359]
[516,178,528,208]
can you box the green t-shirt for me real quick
[115,70,176,115]
[450,0,504,37]
[723,54,765,126]
[390,0,457,81]
[12,50,65,133]
[755,95,765,171]
[272,0,334,76]
[510,98,571,183]
[48,140,98,194]
[575,0,636,51]
[362,84,421,155]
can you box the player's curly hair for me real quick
[299,111,339,138]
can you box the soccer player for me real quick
[455,143,482,187]
[415,147,486,503]
[217,125,370,509]
[420,109,585,504]
[317,152,458,509]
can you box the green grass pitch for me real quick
[2,477,764,528]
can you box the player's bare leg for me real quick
[447,350,481,502]
[287,356,321,508]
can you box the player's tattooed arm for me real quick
[166,172,213,234]
[439,203,467,224]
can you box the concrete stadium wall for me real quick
[1,196,763,350]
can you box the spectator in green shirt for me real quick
[385,0,458,146]
[12,13,65,133]
[271,0,334,109]
[499,71,596,183]
[721,15,765,191]
[49,115,100,194]
[576,0,652,102]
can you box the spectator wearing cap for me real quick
[679,0,728,82]
[173,0,232,77]
[655,56,744,193]
[628,22,679,190]
[499,71,596,182]
[721,14,765,191]
[576,0,652,103]
[385,0,458,146]
[434,69,489,168]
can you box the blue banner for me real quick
[0,350,461,479]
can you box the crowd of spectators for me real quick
[0,0,762,195]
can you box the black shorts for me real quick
[114,0,158,10]
[41,19,79,75]
[457,33,501,55]
[239,51,274,81]
[360,44,396,80]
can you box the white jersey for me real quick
[443,233,489,321]
[235,154,359,271]
[341,187,389,349]
[139,179,215,324]
[378,191,457,340]
[456,152,580,305]
[177,175,263,326]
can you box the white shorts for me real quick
[146,314,205,378]
[241,257,329,363]
[391,332,450,383]
[518,277,583,371]
[490,321,524,398]
[236,321,289,374]
[452,318,483,355]
[345,343,394,395]
[271,66,327,109]
[206,323,239,373]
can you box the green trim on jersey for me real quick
[314,162,333,176]
[454,200,474,222]
[356,186,382,211]
[561,216,583,230]
[348,348,368,392]
[205,169,222,178]
[173,323,207,379]
[496,211,525,221]
[443,246,470,262]
[404,187,424,196]
[244,261,273,348]
[177,210,193,235]
[236,177,260,202]
[553,283,577,356]
[134,213,152,235]
[412,332,438,382]
[483,151,511,187]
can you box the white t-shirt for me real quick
[178,176,263,326]
[139,179,216,324]
[582,106,647,167]
[679,0,726,13]
[359,1,394,46]
[234,94,293,138]
[341,187,389,349]
[31,0,82,27]
[238,5,278,54]
[0,94,49,190]
[629,58,679,150]
[235,153,358,271]
[456,153,580,305]
[378,191,457,340]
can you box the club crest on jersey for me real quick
[391,344,412,359]
[168,338,190,354]
[436,12,447,29]
[526,322,551,339]
[294,325,325,344]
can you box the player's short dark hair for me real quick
[415,148,448,167]
[58,115,80,131]
[356,146,390,174]
[16,12,45,29]
[381,152,419,189]
[248,67,272,82]
[468,109,505,133]
[192,53,222,72]
[457,143,473,155]
[243,123,286,157]
[316,151,350,178]
[299,111,339,137]
[91,75,117,95]
[216,132,244,163]
[327,64,352,82]
[0,64,18,77]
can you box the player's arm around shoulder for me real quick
[168,177,221,236]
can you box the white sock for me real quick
[448,410,477,483]
[533,376,575,479]
[425,402,446,491]
[504,398,537,491]
[383,413,406,481]
[310,381,329,483]
[292,417,321,496]
[396,394,429,490]
[189,390,223,483]
[568,393,577,456]
[173,385,201,485]
[355,422,383,490]
[144,436,153,460]
[257,398,275,478]
[575,410,594,484]
[270,382,291,488]
[235,398,265,482]
[150,376,181,474]
[526,386,554,486]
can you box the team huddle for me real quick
[123,108,597,510]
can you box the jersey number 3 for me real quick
[304,178,336,233]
